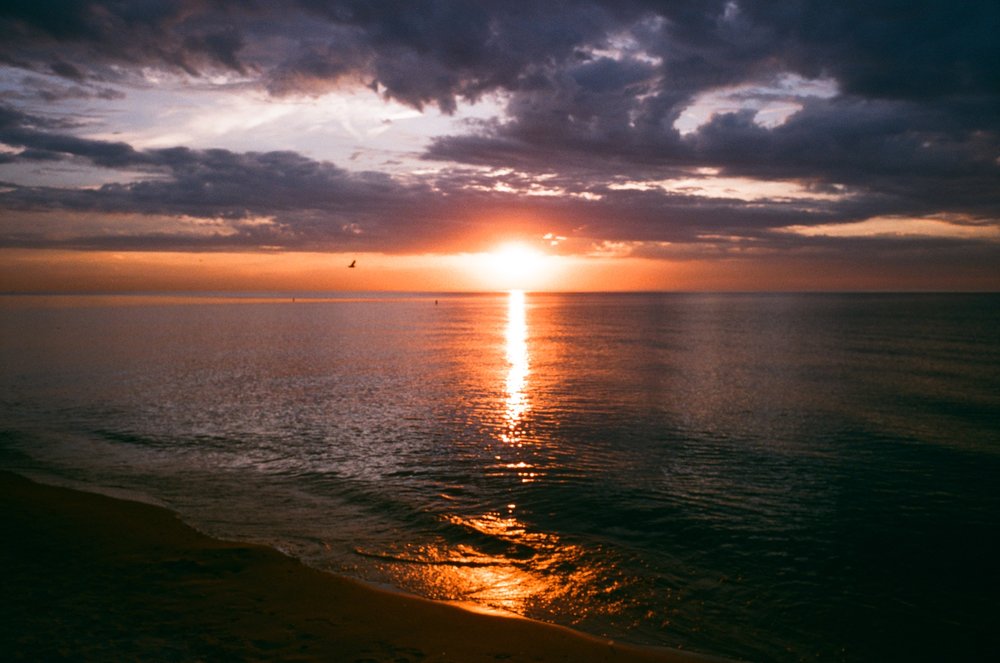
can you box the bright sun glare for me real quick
[481,242,552,291]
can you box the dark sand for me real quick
[0,472,722,662]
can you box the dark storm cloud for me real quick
[3,1,997,130]
[48,60,84,81]
[3,1,998,107]
[420,0,1000,227]
[684,98,1000,218]
[0,1,625,107]
[0,1,211,78]
[735,1,1000,102]
[0,104,143,167]
[0,1,998,261]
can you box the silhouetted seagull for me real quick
[348,260,356,268]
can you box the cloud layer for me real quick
[1,0,998,281]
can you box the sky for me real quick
[1,1,998,292]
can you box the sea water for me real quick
[1,292,998,661]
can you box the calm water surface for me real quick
[2,292,998,661]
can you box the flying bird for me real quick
[348,260,356,268]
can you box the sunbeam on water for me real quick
[504,290,530,446]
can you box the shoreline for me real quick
[0,471,725,662]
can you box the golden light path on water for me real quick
[386,290,602,619]
[503,289,530,447]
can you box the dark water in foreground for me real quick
[2,292,998,661]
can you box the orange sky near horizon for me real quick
[3,247,996,293]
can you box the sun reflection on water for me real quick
[504,289,529,442]
[501,289,541,483]
[373,510,595,617]
[363,290,614,623]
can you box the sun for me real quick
[479,242,553,291]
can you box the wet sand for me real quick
[0,472,720,662]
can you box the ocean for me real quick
[2,292,998,661]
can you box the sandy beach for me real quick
[0,471,720,662]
